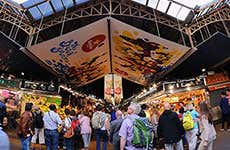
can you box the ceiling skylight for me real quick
[157,0,170,13]
[133,0,147,5]
[132,0,217,21]
[11,0,28,4]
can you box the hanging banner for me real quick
[110,18,190,85]
[104,74,123,105]
[27,18,110,86]
[104,74,113,104]
[114,74,123,104]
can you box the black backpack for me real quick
[33,111,44,129]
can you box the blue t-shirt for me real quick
[190,110,199,129]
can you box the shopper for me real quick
[43,104,62,150]
[219,91,230,131]
[0,128,9,150]
[79,111,92,150]
[72,111,84,150]
[0,96,7,129]
[92,105,109,150]
[184,103,199,150]
[158,102,185,150]
[119,102,145,150]
[31,106,45,150]
[150,106,159,150]
[63,108,74,150]
[17,102,33,150]
[110,110,123,150]
[197,101,216,150]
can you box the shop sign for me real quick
[208,82,230,91]
[0,78,20,88]
[206,73,229,85]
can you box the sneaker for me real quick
[220,128,225,131]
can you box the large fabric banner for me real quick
[114,74,123,104]
[110,18,190,85]
[27,18,110,86]
[104,74,123,105]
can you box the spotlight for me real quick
[21,72,24,76]
[40,84,46,90]
[168,85,174,90]
[48,83,55,92]
[201,68,206,72]
[31,83,37,89]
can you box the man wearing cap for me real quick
[119,102,144,150]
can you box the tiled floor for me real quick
[6,125,230,150]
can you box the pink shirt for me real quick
[79,116,92,134]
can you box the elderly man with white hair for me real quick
[119,102,144,150]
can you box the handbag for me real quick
[48,112,63,133]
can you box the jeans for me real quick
[186,128,198,150]
[82,133,91,148]
[45,129,59,150]
[64,138,73,150]
[165,139,184,150]
[95,129,108,150]
[221,114,230,129]
[20,136,31,150]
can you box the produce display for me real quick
[20,92,64,118]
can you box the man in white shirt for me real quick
[43,104,62,150]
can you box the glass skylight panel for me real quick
[147,0,158,9]
[63,0,74,9]
[28,7,42,20]
[167,2,181,18]
[22,0,44,8]
[174,0,197,8]
[11,0,29,4]
[76,0,90,4]
[157,0,170,13]
[132,0,147,5]
[177,7,191,21]
[51,0,64,12]
[37,2,53,17]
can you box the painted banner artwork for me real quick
[114,74,123,104]
[110,18,190,85]
[104,74,113,104]
[27,18,110,86]
[104,74,123,105]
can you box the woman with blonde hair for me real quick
[198,101,216,150]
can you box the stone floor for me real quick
[6,124,230,150]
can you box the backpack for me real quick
[32,111,44,129]
[71,119,81,135]
[92,111,105,129]
[132,118,153,149]
[183,111,195,131]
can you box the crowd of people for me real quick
[0,89,229,150]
